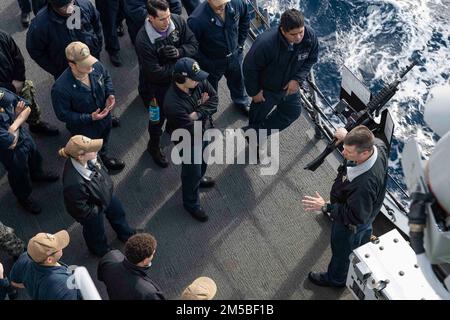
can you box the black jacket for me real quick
[134,14,198,100]
[329,138,389,226]
[123,0,182,44]
[243,26,319,96]
[97,250,166,300]
[164,80,218,136]
[0,30,25,92]
[62,158,113,222]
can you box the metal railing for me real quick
[246,1,410,213]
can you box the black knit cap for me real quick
[49,0,73,8]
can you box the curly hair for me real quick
[124,233,157,264]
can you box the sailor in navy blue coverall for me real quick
[0,88,58,214]
[188,0,251,114]
[51,42,125,172]
[243,9,318,136]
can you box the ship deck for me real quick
[0,0,393,300]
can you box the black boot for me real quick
[28,121,59,136]
[109,52,122,67]
[111,115,120,127]
[100,155,125,172]
[184,206,208,222]
[147,140,169,168]
[234,103,250,117]
[199,176,215,188]
[31,171,59,183]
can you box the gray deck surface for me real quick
[0,0,393,300]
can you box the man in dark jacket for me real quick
[302,125,388,288]
[52,42,125,171]
[135,0,198,168]
[180,0,200,15]
[0,29,59,136]
[98,233,166,300]
[165,58,217,222]
[123,0,182,44]
[188,0,251,115]
[17,0,48,27]
[26,0,103,80]
[0,88,59,214]
[9,230,82,300]
[60,135,135,256]
[243,9,318,136]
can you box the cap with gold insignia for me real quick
[174,57,209,82]
[27,230,70,263]
[65,41,98,69]
[62,135,103,158]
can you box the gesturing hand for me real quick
[105,95,116,111]
[91,107,110,121]
[301,191,326,212]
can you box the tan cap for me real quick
[181,277,217,300]
[65,41,98,69]
[27,230,70,263]
[62,135,103,158]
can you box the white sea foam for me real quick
[318,0,450,157]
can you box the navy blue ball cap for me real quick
[174,57,209,82]
[49,0,73,8]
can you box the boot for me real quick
[109,51,122,67]
[31,171,59,183]
[147,140,168,168]
[28,121,59,136]
[100,155,125,171]
[111,115,120,127]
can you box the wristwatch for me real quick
[321,203,331,214]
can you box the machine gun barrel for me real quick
[304,60,416,172]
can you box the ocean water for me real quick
[260,0,450,199]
